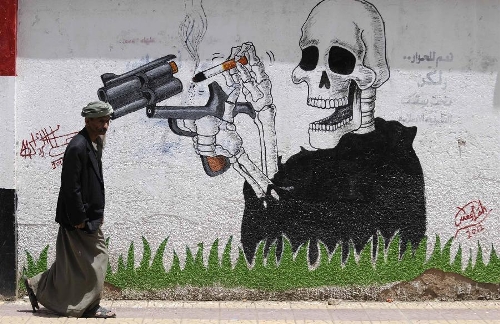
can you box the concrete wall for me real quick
[11,0,500,293]
[0,0,17,298]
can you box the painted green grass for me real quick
[22,235,500,292]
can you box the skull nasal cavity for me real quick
[329,46,356,75]
[319,71,330,89]
[299,46,319,71]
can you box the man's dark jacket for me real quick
[55,127,105,229]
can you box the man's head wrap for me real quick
[81,101,114,118]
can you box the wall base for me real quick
[0,189,17,298]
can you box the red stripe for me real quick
[0,0,17,76]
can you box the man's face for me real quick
[86,115,111,138]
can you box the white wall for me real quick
[0,77,16,190]
[15,0,500,270]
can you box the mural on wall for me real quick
[16,0,500,295]
[94,0,426,265]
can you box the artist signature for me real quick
[454,200,492,239]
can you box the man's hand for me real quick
[75,222,85,229]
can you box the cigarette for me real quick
[192,56,248,83]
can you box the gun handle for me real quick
[201,155,231,177]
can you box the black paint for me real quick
[328,46,356,75]
[0,188,17,297]
[319,71,331,89]
[299,46,319,71]
[242,118,426,264]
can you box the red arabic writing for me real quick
[454,200,492,239]
[20,125,78,169]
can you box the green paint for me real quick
[21,235,500,292]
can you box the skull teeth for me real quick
[310,116,353,132]
[307,97,348,108]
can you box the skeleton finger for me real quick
[255,105,278,177]
[253,60,269,84]
[234,43,254,64]
[240,81,264,106]
[182,119,197,132]
[226,86,241,104]
[231,151,269,198]
[223,101,235,124]
[194,135,217,154]
[236,63,263,101]
[224,69,241,90]
[241,42,260,65]
[214,145,233,158]
[242,86,250,98]
[232,163,266,198]
[244,82,264,102]
[236,61,253,83]
[240,42,269,83]
[229,45,242,61]
[197,135,216,146]
[234,152,272,198]
[214,121,243,157]
[226,46,246,84]
[195,115,222,137]
[170,119,195,133]
[255,79,273,108]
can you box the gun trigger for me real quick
[167,118,196,137]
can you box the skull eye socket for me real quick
[299,46,319,71]
[328,46,356,75]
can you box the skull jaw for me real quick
[308,86,362,150]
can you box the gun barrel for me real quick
[101,55,177,86]
[97,55,183,119]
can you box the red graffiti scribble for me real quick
[454,200,492,239]
[20,133,38,159]
[51,157,64,169]
[20,125,78,168]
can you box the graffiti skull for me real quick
[291,0,390,149]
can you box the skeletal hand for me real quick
[226,42,279,179]
[192,114,243,162]
[182,78,244,162]
[227,42,273,112]
[182,47,277,200]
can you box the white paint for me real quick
[0,77,16,190]
[15,0,500,270]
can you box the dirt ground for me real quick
[102,268,500,301]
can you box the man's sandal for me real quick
[83,305,116,318]
[22,276,39,312]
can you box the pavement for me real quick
[1,299,500,323]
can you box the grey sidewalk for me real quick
[1,299,500,323]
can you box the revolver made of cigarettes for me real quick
[97,55,255,177]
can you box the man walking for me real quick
[24,101,116,318]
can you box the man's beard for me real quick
[99,134,106,149]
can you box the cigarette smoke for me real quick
[179,0,207,71]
